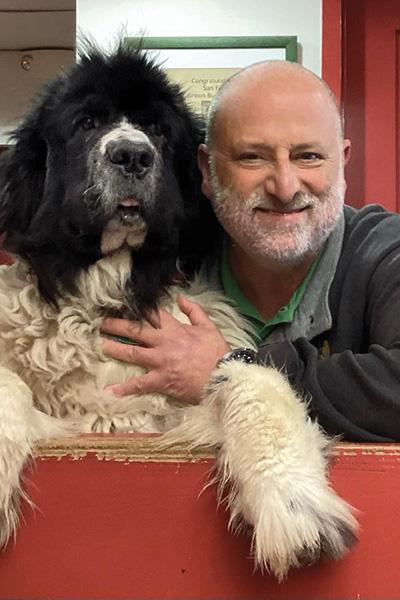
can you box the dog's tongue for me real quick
[119,196,139,207]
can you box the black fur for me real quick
[0,40,221,315]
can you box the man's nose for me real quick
[263,162,301,203]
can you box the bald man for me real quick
[101,60,400,442]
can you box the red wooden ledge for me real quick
[0,436,398,600]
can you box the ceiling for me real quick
[0,0,75,50]
[0,1,74,10]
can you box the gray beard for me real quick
[209,166,345,267]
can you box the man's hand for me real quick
[100,294,230,402]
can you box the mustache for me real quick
[211,175,319,213]
[247,191,317,212]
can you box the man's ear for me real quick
[343,139,351,165]
[197,143,214,200]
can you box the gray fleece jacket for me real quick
[257,204,400,442]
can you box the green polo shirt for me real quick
[221,243,319,342]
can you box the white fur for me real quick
[99,118,153,156]
[0,249,357,579]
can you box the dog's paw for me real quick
[223,430,358,580]
[247,479,358,580]
[210,361,358,580]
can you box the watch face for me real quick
[227,348,258,364]
[217,347,258,368]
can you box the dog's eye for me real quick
[148,123,163,137]
[80,117,98,131]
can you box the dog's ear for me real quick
[0,112,48,247]
[173,110,222,275]
[127,101,222,318]
[0,110,88,305]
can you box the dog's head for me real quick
[0,41,219,314]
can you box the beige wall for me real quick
[0,1,75,143]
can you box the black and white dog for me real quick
[0,42,357,579]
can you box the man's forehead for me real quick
[213,77,339,144]
[220,72,326,113]
[221,60,324,95]
[219,91,335,131]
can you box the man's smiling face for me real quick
[199,63,351,267]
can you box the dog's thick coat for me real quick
[0,43,357,579]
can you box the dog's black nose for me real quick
[106,140,155,177]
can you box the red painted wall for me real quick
[322,0,343,104]
[323,0,400,211]
[0,249,11,264]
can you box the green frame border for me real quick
[125,36,298,62]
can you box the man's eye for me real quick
[297,152,323,161]
[238,153,262,161]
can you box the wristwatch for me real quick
[217,347,259,367]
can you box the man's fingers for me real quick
[105,372,161,397]
[101,317,158,346]
[177,294,214,327]
[101,337,158,367]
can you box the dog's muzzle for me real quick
[90,121,162,253]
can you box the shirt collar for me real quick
[204,211,345,344]
[261,212,345,345]
[220,235,323,342]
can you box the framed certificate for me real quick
[125,36,297,116]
